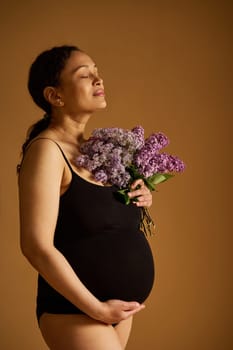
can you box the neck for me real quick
[48,112,91,146]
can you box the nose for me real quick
[93,73,103,86]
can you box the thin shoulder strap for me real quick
[27,137,74,173]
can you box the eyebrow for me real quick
[72,64,97,73]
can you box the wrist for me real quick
[86,300,106,322]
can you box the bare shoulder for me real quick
[19,138,65,182]
[18,138,68,253]
[21,137,62,165]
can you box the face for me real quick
[57,51,106,115]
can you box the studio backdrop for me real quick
[0,1,232,349]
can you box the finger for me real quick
[129,194,151,204]
[124,304,146,317]
[136,193,151,201]
[121,301,140,310]
[128,189,147,198]
[134,200,152,207]
[129,184,150,197]
[130,178,145,190]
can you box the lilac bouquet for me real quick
[76,126,185,235]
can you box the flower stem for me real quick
[140,207,156,237]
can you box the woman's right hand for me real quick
[94,299,145,325]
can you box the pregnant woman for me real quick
[18,45,155,350]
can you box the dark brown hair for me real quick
[18,45,80,172]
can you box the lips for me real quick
[93,89,105,96]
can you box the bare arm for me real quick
[18,139,144,324]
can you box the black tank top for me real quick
[36,139,155,320]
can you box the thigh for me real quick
[115,317,133,350]
[39,313,123,350]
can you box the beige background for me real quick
[0,1,232,349]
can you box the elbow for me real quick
[20,237,35,259]
[20,243,34,261]
[20,241,52,266]
[20,243,38,264]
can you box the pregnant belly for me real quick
[65,230,155,303]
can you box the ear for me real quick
[43,86,64,107]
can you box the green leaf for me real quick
[148,173,174,185]
[114,188,131,205]
[143,173,174,191]
[114,170,175,204]
[127,165,143,181]
[143,178,156,191]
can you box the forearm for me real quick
[23,246,102,319]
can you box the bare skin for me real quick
[39,314,133,350]
[19,50,152,349]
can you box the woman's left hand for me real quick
[128,179,152,207]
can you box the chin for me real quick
[84,101,107,113]
[97,101,107,109]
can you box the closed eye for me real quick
[80,71,99,79]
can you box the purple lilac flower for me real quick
[134,147,154,168]
[76,126,185,188]
[131,126,145,149]
[109,169,131,188]
[76,154,88,167]
[145,132,169,151]
[134,152,185,178]
[91,127,142,151]
[93,169,108,183]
